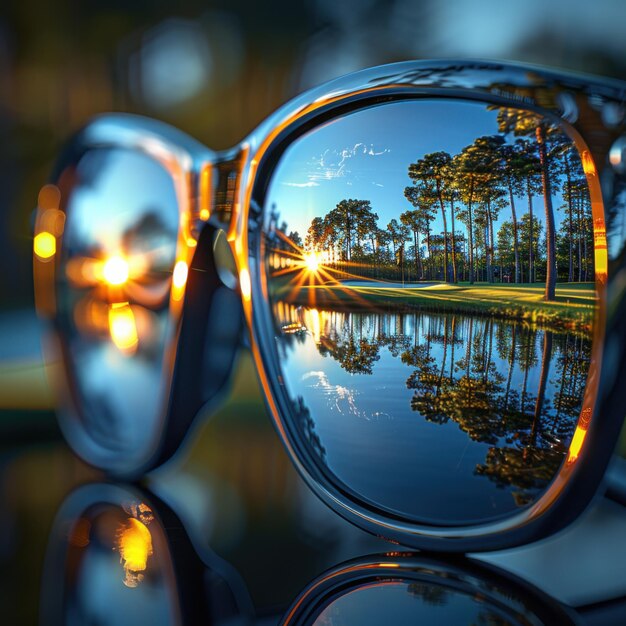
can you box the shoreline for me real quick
[271,281,597,334]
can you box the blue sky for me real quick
[266,99,572,248]
[65,149,179,253]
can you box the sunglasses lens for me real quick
[56,148,179,465]
[263,100,602,525]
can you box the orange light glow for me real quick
[171,259,189,302]
[173,260,188,289]
[108,303,138,353]
[115,517,153,588]
[567,407,592,464]
[102,255,129,285]
[240,267,251,301]
[172,261,189,289]
[200,165,212,221]
[567,425,587,464]
[304,252,320,272]
[34,231,56,260]
[307,307,321,344]
[581,150,597,176]
[593,215,608,282]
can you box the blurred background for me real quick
[2,0,626,624]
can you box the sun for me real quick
[102,255,129,285]
[304,252,320,272]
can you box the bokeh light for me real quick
[102,256,130,286]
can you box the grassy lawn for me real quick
[274,279,597,332]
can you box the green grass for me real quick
[274,280,597,333]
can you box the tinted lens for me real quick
[57,148,179,463]
[264,100,601,525]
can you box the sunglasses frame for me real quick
[35,59,626,552]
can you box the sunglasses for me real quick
[34,59,626,552]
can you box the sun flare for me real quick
[304,252,320,272]
[102,255,129,285]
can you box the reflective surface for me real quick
[57,148,179,459]
[283,553,578,625]
[57,503,176,623]
[2,316,625,624]
[314,582,519,625]
[40,482,255,626]
[40,482,577,626]
[265,99,600,524]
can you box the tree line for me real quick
[298,108,594,302]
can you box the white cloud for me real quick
[307,142,391,185]
[302,370,360,416]
[281,181,320,187]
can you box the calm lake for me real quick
[275,305,592,525]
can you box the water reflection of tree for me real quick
[440,318,508,445]
[316,314,382,374]
[331,335,380,374]
[552,334,591,436]
[407,582,449,606]
[475,445,564,507]
[295,307,590,507]
[291,396,326,463]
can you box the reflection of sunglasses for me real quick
[34,60,626,551]
[42,483,578,625]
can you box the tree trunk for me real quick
[536,124,557,301]
[508,181,521,283]
[565,156,574,282]
[532,330,553,443]
[438,315,448,394]
[450,199,458,283]
[437,180,449,282]
[577,193,583,282]
[505,324,516,410]
[426,226,432,280]
[450,315,456,381]
[487,199,495,283]
[466,317,473,398]
[521,329,532,414]
[555,334,570,421]
[487,318,493,379]
[582,196,589,281]
[484,223,488,282]
[468,178,475,284]
[527,178,534,283]
[413,230,419,281]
